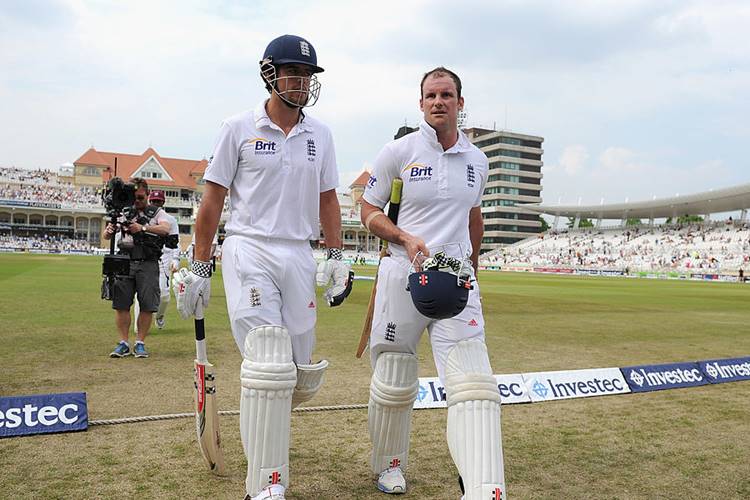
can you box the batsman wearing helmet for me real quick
[175,34,351,500]
[360,67,506,499]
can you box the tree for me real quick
[626,218,642,226]
[567,217,594,228]
[539,216,550,232]
[677,215,703,224]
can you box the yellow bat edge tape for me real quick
[390,178,403,204]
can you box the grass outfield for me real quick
[1,253,749,499]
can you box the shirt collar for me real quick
[254,99,313,133]
[418,120,473,153]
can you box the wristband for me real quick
[192,259,212,278]
[327,248,343,260]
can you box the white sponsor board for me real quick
[413,374,530,409]
[523,367,629,403]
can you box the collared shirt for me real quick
[363,121,488,260]
[203,99,339,241]
[160,211,179,265]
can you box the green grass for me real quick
[1,254,749,499]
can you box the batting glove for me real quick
[173,260,212,319]
[316,248,353,307]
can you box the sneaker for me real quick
[248,484,285,499]
[133,342,149,358]
[155,316,165,329]
[109,342,130,358]
[377,467,406,494]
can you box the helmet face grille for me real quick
[408,271,469,319]
[260,59,321,108]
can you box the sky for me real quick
[1,0,748,206]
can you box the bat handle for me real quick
[194,302,205,343]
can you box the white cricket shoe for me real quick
[156,315,165,329]
[248,484,285,500]
[377,467,406,494]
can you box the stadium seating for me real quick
[482,222,750,273]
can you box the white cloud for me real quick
[558,145,589,176]
[599,147,641,172]
[0,0,747,208]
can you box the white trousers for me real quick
[221,235,318,364]
[370,256,486,382]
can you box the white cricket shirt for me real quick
[362,121,488,260]
[203,99,339,241]
[160,211,179,265]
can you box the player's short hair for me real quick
[420,67,462,98]
[130,177,149,193]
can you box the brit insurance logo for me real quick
[249,137,277,155]
[402,162,433,183]
[366,175,377,189]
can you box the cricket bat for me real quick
[194,302,226,475]
[356,178,403,358]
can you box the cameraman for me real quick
[134,190,180,331]
[104,177,171,358]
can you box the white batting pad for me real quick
[240,325,298,497]
[368,352,419,474]
[156,290,170,318]
[291,360,329,409]
[445,339,505,500]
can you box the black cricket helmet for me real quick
[407,270,472,320]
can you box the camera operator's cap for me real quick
[148,190,166,202]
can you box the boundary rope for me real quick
[89,403,370,426]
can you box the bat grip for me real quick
[194,302,205,341]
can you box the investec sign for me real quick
[699,357,750,384]
[414,374,530,409]
[621,362,707,393]
[0,392,88,438]
[523,368,629,402]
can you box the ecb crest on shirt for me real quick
[466,163,476,187]
[306,139,316,161]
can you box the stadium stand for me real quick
[0,234,94,253]
[483,221,750,273]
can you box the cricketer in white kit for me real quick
[360,67,506,499]
[175,34,351,500]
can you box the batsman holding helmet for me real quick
[175,34,351,500]
[360,67,506,499]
